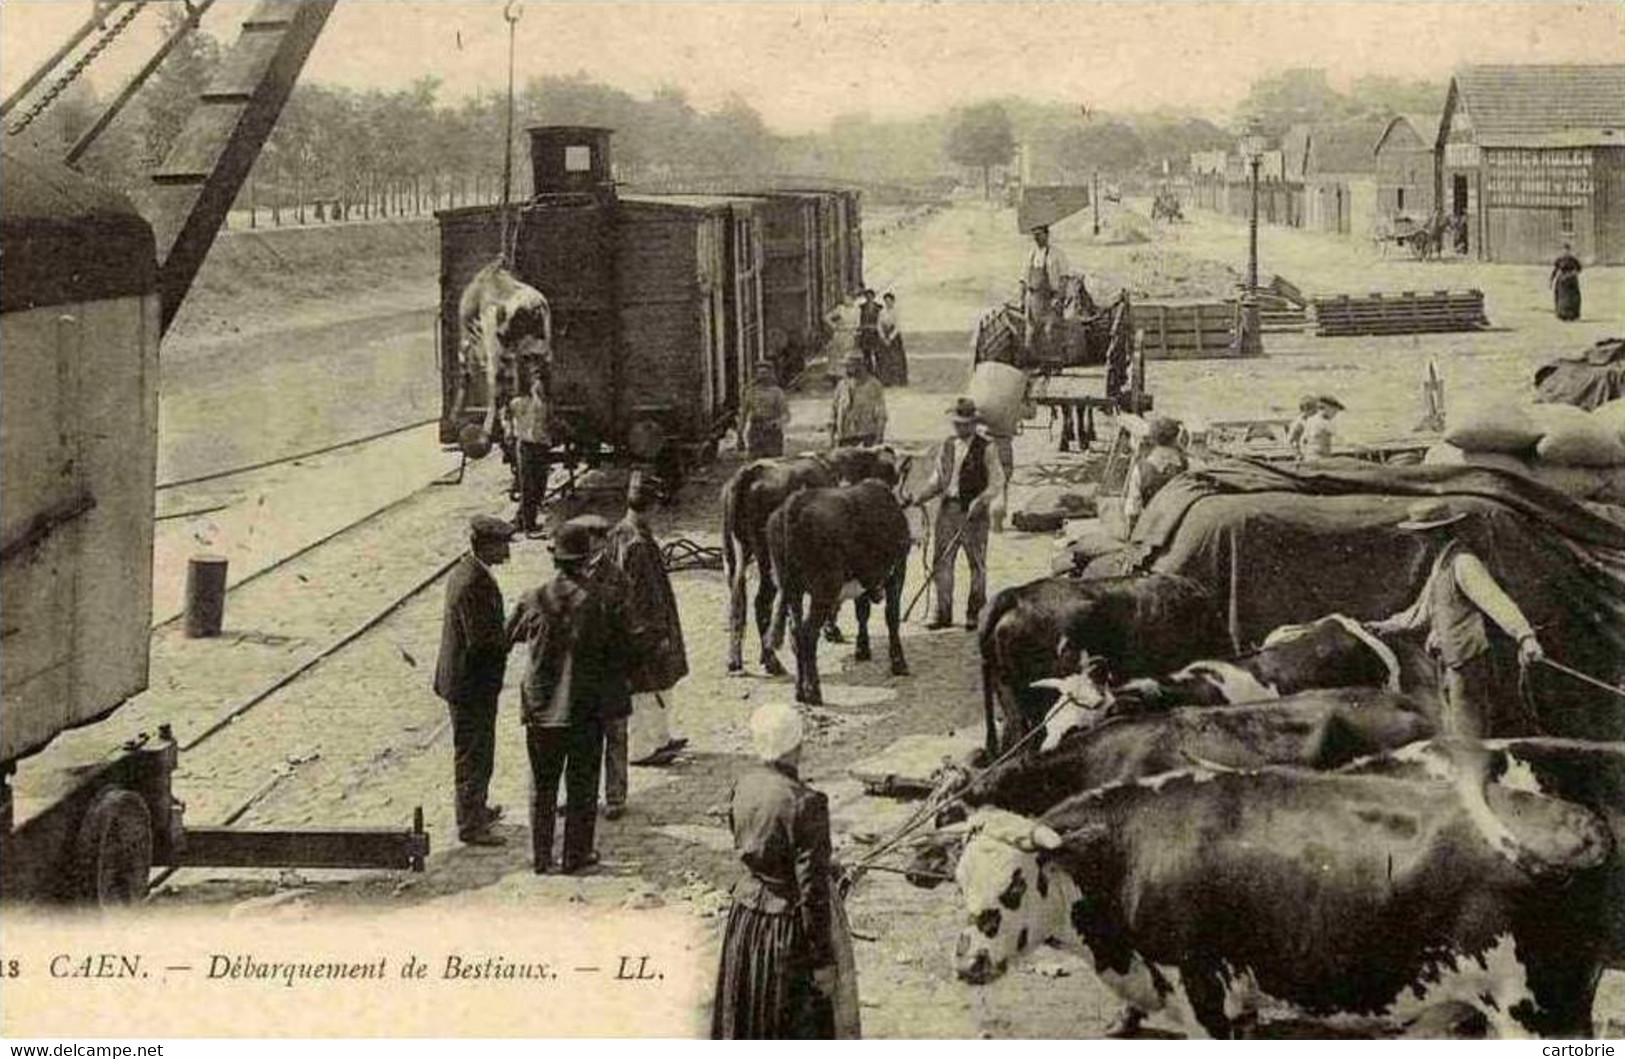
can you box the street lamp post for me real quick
[1237,119,1267,357]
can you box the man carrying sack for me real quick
[905,397,1006,631]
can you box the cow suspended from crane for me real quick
[454,260,552,456]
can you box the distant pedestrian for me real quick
[874,292,909,387]
[1302,395,1344,459]
[742,361,792,458]
[1551,243,1582,322]
[1122,416,1188,531]
[433,514,516,847]
[855,289,882,374]
[1285,394,1319,456]
[508,517,634,873]
[508,372,552,536]
[604,472,690,792]
[712,702,840,1040]
[829,352,887,447]
[906,397,1006,631]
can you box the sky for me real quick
[3,1,1622,134]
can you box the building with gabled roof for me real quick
[1375,112,1444,222]
[1437,64,1625,263]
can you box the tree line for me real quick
[18,7,1444,218]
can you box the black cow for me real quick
[721,446,904,674]
[948,768,1612,1038]
[765,478,912,705]
[978,574,1226,757]
[1340,737,1625,971]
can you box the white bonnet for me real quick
[749,701,804,762]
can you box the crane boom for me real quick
[150,0,337,334]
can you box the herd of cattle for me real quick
[715,444,1624,1039]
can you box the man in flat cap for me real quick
[433,514,516,846]
[830,351,887,447]
[906,397,1006,631]
[1023,224,1070,360]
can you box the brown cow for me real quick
[720,446,907,674]
[765,478,912,705]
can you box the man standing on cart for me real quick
[1022,224,1070,362]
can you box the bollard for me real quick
[184,554,229,638]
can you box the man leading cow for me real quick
[906,397,1006,631]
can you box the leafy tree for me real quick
[1055,120,1146,178]
[945,101,1015,199]
[1237,68,1352,140]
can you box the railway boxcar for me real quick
[1,148,160,775]
[437,127,766,475]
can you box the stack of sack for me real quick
[1425,396,1625,505]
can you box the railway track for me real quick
[149,422,462,629]
[155,416,439,493]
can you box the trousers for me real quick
[1439,652,1494,741]
[516,441,551,532]
[604,716,628,809]
[447,691,498,837]
[933,501,990,625]
[526,720,604,870]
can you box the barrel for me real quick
[967,361,1029,438]
[184,554,229,638]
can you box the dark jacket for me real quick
[729,762,835,967]
[606,514,690,693]
[507,562,633,727]
[433,553,509,706]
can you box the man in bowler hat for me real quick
[509,517,635,872]
[433,514,516,846]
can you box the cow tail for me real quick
[720,466,746,583]
[977,590,1015,759]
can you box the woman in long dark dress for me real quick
[1552,243,1582,321]
[712,702,837,1039]
[875,292,909,387]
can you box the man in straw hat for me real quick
[829,350,887,447]
[508,516,634,873]
[712,701,839,1039]
[905,397,1006,631]
[433,514,516,846]
[1369,499,1545,739]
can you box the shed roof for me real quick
[1375,112,1442,155]
[1451,64,1625,147]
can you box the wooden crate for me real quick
[1312,289,1488,337]
[1136,300,1253,359]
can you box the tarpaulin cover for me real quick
[1087,458,1625,740]
[1534,337,1625,410]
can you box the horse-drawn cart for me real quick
[1374,213,1458,261]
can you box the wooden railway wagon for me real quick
[437,127,768,476]
[781,187,861,321]
[733,192,823,377]
[1,149,425,904]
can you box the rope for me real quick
[1537,657,1625,701]
[660,537,723,572]
[9,1,149,137]
[843,693,1075,888]
[497,2,521,268]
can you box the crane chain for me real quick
[9,1,150,138]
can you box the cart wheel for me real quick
[72,787,152,906]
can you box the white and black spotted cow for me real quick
[455,261,552,453]
[1032,614,1427,752]
[1340,737,1625,971]
[946,767,1611,1038]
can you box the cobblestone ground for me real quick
[16,199,1620,1037]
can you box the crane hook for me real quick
[504,1,522,23]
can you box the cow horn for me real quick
[1030,824,1065,850]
